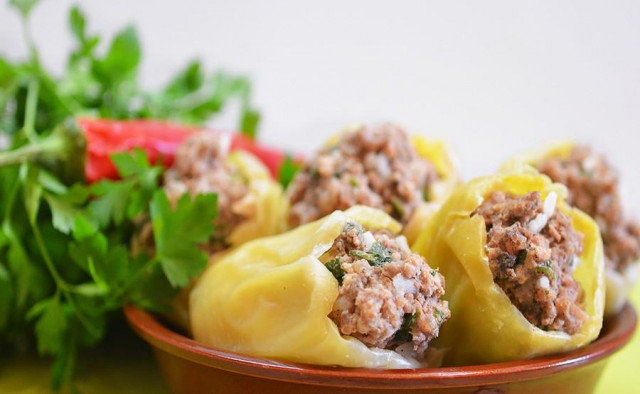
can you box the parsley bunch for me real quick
[1,1,260,136]
[0,0,259,390]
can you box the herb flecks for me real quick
[422,186,431,202]
[277,155,300,189]
[393,310,420,342]
[433,308,447,324]
[325,258,346,285]
[349,241,392,267]
[515,249,528,266]
[391,198,405,220]
[535,259,556,280]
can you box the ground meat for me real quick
[476,191,587,334]
[538,145,640,273]
[323,223,449,357]
[287,124,440,227]
[135,132,253,253]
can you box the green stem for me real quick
[30,215,70,292]
[109,256,159,302]
[23,80,40,142]
[34,67,77,116]
[22,16,39,67]
[62,291,100,338]
[0,133,65,168]
[30,217,101,338]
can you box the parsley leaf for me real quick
[515,249,528,266]
[433,308,447,324]
[69,216,129,291]
[69,6,87,43]
[277,154,301,188]
[97,25,141,84]
[9,0,40,18]
[393,311,420,343]
[349,241,393,267]
[0,264,13,331]
[0,1,255,390]
[88,179,137,228]
[42,188,87,234]
[325,258,346,285]
[88,149,161,228]
[150,191,217,287]
[535,259,556,280]
[240,107,260,140]
[391,198,405,221]
[27,296,67,355]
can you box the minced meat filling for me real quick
[537,145,640,273]
[164,132,253,250]
[476,191,587,334]
[287,124,440,227]
[323,222,450,357]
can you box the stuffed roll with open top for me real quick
[132,131,286,330]
[286,123,458,244]
[412,171,605,366]
[190,206,449,368]
[502,142,640,315]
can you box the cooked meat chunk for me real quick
[287,124,440,227]
[323,223,449,357]
[134,132,253,253]
[476,191,587,334]
[538,145,640,273]
[163,132,253,250]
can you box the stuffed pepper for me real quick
[286,123,458,244]
[503,142,639,315]
[412,171,605,365]
[190,206,450,368]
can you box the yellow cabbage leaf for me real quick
[190,206,422,368]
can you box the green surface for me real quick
[596,283,640,393]
[0,319,167,394]
[0,288,638,394]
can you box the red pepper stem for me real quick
[0,119,86,183]
[0,134,64,167]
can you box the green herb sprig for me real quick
[0,1,258,390]
[393,310,420,343]
[349,242,393,267]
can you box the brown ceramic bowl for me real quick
[125,303,636,394]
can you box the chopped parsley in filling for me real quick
[537,145,640,274]
[322,222,449,357]
[287,124,440,227]
[476,191,587,334]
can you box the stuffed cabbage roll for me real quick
[412,171,605,365]
[133,131,286,328]
[286,123,458,244]
[190,206,450,368]
[503,142,639,315]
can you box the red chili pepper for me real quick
[0,117,301,184]
[80,118,199,182]
[79,118,296,182]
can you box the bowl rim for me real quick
[124,303,636,389]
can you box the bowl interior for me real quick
[124,303,636,389]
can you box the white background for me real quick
[1,0,639,210]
